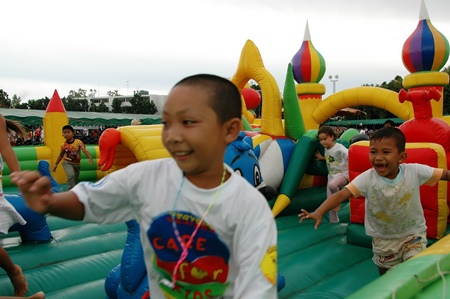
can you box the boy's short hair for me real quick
[62,125,74,133]
[173,74,242,124]
[370,127,406,152]
[318,126,337,139]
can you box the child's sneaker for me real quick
[329,210,340,223]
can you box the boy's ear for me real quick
[399,151,407,163]
[224,118,242,143]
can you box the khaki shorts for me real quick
[372,231,427,269]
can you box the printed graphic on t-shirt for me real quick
[62,141,84,163]
[260,245,277,285]
[148,211,230,298]
[369,183,415,234]
[326,151,346,176]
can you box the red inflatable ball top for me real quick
[242,88,261,110]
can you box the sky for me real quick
[1,0,449,102]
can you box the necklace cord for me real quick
[169,166,227,288]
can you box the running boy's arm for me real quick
[52,151,64,172]
[10,171,85,220]
[298,187,352,229]
[82,147,93,165]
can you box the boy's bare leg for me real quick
[0,247,28,296]
[8,265,28,296]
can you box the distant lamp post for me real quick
[328,75,339,93]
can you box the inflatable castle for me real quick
[1,0,450,298]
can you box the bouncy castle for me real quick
[1,0,450,298]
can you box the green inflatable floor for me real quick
[1,198,446,298]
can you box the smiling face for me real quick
[162,84,240,188]
[369,137,407,179]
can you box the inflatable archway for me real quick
[312,86,414,125]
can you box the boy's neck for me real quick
[185,167,228,189]
[66,138,75,144]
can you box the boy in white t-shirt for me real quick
[299,127,450,275]
[12,74,278,298]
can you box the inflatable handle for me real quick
[98,128,121,171]
[398,87,441,119]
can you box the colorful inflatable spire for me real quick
[402,0,449,73]
[291,21,326,83]
[43,90,69,184]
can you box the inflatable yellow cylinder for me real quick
[43,90,69,184]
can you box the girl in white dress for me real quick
[314,126,349,223]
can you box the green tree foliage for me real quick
[69,89,88,98]
[15,102,29,109]
[97,101,109,112]
[65,98,88,111]
[27,97,50,110]
[0,89,11,108]
[89,99,97,112]
[66,89,89,111]
[11,94,21,108]
[129,93,157,114]
[379,75,404,93]
[107,90,121,96]
[111,98,123,113]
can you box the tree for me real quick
[69,89,88,98]
[112,98,123,113]
[107,90,121,96]
[88,89,97,98]
[97,101,109,112]
[89,99,97,112]
[129,93,145,114]
[129,94,158,114]
[11,94,21,108]
[15,102,28,109]
[67,89,89,111]
[148,100,158,115]
[66,98,88,111]
[0,89,11,108]
[27,97,50,110]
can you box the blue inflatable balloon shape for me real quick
[224,132,278,200]
[277,274,286,292]
[7,160,56,243]
[105,220,149,299]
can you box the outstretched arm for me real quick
[10,171,85,220]
[83,147,93,165]
[298,187,352,229]
[53,152,64,172]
